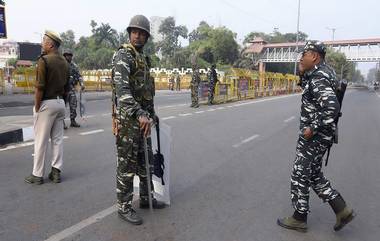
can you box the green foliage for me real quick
[243,30,308,44]
[325,48,356,80]
[6,58,17,68]
[157,17,188,67]
[187,22,239,67]
[60,30,76,51]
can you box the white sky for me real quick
[3,0,380,74]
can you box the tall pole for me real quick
[294,0,301,76]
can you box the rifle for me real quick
[325,79,347,166]
[153,117,165,185]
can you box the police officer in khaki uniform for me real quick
[25,30,69,185]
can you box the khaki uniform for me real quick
[32,52,69,177]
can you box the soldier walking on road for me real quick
[277,41,355,232]
[190,65,200,108]
[25,31,69,185]
[208,64,218,105]
[111,15,165,225]
[63,50,84,128]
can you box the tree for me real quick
[60,30,76,51]
[243,30,308,44]
[157,17,188,67]
[188,22,239,67]
[325,48,354,80]
[91,20,119,49]
[6,58,17,67]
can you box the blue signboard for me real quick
[0,6,6,38]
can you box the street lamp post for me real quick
[326,27,337,41]
[294,0,301,76]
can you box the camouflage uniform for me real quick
[291,61,341,214]
[208,66,218,104]
[175,73,181,91]
[67,62,83,120]
[190,69,200,107]
[111,43,156,213]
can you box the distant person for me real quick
[25,31,69,185]
[63,50,84,128]
[175,72,181,91]
[169,74,174,91]
[277,41,355,232]
[190,65,200,108]
[207,64,218,105]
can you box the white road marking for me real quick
[79,129,104,136]
[207,109,216,112]
[16,106,29,109]
[101,113,111,117]
[44,205,117,241]
[158,103,187,110]
[162,116,176,120]
[226,105,234,108]
[179,113,192,117]
[233,134,260,148]
[0,141,34,152]
[284,116,295,123]
[86,115,95,118]
[216,107,225,110]
[195,111,205,114]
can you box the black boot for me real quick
[70,119,80,127]
[118,207,143,225]
[48,167,61,183]
[277,211,308,232]
[329,195,355,231]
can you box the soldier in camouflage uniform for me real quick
[277,41,355,232]
[175,72,181,91]
[207,64,218,105]
[111,15,165,225]
[190,66,200,108]
[63,51,84,128]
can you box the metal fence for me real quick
[0,68,300,101]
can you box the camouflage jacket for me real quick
[208,68,218,84]
[190,70,200,87]
[300,62,340,143]
[68,62,83,89]
[111,44,155,121]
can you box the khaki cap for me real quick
[44,30,62,45]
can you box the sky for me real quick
[2,0,380,74]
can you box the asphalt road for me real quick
[1,89,379,241]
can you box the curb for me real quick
[0,126,34,147]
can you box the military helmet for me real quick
[63,49,73,56]
[127,15,150,37]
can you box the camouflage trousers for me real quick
[68,89,77,119]
[191,84,199,106]
[208,83,215,104]
[116,128,154,212]
[290,135,340,214]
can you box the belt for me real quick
[42,96,63,100]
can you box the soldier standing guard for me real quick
[63,50,84,128]
[111,15,165,225]
[190,65,200,108]
[277,41,355,232]
[208,64,218,105]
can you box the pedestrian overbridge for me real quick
[245,37,380,71]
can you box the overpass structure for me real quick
[245,37,380,72]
